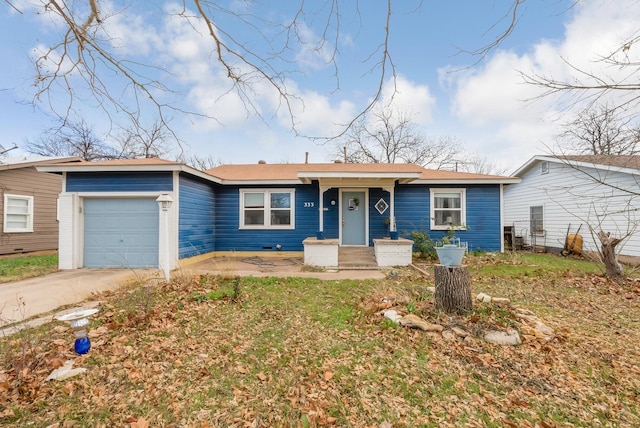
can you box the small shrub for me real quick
[407,230,436,259]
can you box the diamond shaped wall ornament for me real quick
[375,198,389,214]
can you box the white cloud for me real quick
[378,75,437,125]
[294,23,335,70]
[447,0,640,164]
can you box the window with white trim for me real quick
[240,189,295,229]
[430,189,466,230]
[3,194,34,233]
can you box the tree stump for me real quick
[434,264,472,314]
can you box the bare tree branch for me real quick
[333,107,462,169]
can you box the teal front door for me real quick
[341,190,367,245]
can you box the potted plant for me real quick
[435,225,467,265]
[384,216,399,240]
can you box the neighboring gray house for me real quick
[504,155,640,260]
[0,156,80,255]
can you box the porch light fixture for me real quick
[56,308,99,355]
[156,194,173,211]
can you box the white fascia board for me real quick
[559,159,640,176]
[512,155,640,177]
[298,172,421,185]
[298,172,421,180]
[510,155,552,177]
[412,178,521,185]
[220,179,302,185]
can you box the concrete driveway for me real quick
[0,269,146,329]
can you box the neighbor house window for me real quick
[430,189,466,230]
[3,194,34,233]
[541,161,549,174]
[530,206,544,235]
[240,189,295,229]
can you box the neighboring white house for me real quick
[504,155,640,260]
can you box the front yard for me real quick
[1,253,639,427]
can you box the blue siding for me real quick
[68,169,503,255]
[178,174,216,258]
[369,188,394,243]
[214,184,320,252]
[394,184,501,252]
[66,172,173,192]
[322,188,340,238]
[209,183,501,252]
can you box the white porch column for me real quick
[319,185,330,232]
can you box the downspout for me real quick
[500,183,504,253]
[389,186,395,232]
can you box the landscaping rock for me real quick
[398,314,444,332]
[484,329,521,346]
[534,322,554,341]
[476,292,492,302]
[383,309,402,323]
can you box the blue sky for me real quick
[1,1,637,172]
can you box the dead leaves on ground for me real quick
[1,270,639,426]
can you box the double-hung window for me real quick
[530,206,544,235]
[240,189,295,229]
[3,194,34,233]
[430,189,466,230]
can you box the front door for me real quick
[341,190,367,245]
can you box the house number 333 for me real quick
[304,202,315,207]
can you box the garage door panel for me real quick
[84,198,159,268]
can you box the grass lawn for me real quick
[0,252,58,284]
[1,253,639,427]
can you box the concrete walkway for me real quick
[0,257,388,334]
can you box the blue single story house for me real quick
[38,158,520,270]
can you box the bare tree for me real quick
[25,119,117,161]
[115,120,171,159]
[548,103,640,277]
[8,0,543,153]
[456,153,509,175]
[333,108,463,169]
[558,104,640,156]
[523,41,640,113]
[12,0,399,140]
[177,153,221,170]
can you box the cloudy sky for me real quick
[0,1,638,172]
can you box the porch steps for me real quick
[338,247,378,270]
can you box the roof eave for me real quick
[297,171,422,184]
[36,163,223,184]
[1,156,82,170]
[413,178,521,185]
[513,155,640,176]
[218,179,303,185]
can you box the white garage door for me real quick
[84,198,159,268]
